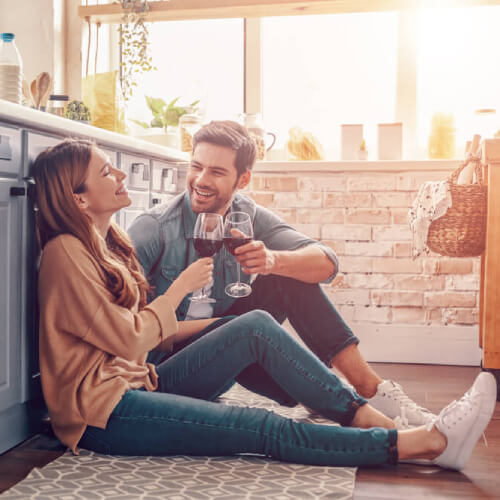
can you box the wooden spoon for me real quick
[30,78,39,109]
[37,72,52,111]
[22,79,33,107]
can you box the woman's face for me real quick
[77,147,131,221]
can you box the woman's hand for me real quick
[162,258,213,311]
[177,257,214,294]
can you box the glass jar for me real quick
[47,94,69,117]
[428,112,456,159]
[179,113,201,152]
[240,113,276,161]
[472,108,497,139]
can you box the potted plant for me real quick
[117,0,156,103]
[358,138,368,160]
[132,96,199,147]
[64,100,91,124]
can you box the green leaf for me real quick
[145,95,166,115]
[167,96,181,109]
[131,119,150,129]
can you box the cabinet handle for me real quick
[10,186,26,196]
[23,176,37,202]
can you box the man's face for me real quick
[187,142,250,215]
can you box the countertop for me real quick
[0,100,189,162]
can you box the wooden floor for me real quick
[0,363,499,499]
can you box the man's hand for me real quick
[235,240,276,276]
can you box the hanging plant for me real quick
[116,0,157,102]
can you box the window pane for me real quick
[417,6,500,153]
[127,19,243,126]
[262,13,398,158]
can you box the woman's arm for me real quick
[155,318,221,351]
[39,236,214,360]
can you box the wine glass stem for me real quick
[192,288,206,300]
[236,262,241,285]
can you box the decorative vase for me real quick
[357,149,368,160]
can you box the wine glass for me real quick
[223,211,253,298]
[190,212,224,303]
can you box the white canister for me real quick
[377,122,403,160]
[341,124,363,160]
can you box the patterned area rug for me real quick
[1,385,356,500]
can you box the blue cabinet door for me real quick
[22,132,60,403]
[0,177,23,454]
[0,125,29,452]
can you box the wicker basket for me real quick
[426,160,487,257]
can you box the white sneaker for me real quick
[431,372,497,471]
[369,380,436,426]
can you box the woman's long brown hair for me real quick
[32,138,150,309]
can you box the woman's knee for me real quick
[239,310,279,331]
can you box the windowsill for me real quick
[253,159,461,173]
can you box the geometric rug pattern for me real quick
[0,384,356,500]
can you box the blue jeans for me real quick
[225,274,359,364]
[149,275,360,405]
[79,311,398,466]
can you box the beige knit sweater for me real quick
[38,234,178,452]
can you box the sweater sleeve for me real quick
[38,235,178,360]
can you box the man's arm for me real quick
[128,214,163,278]
[235,203,338,284]
[237,241,334,283]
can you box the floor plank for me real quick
[355,363,500,500]
[0,363,499,498]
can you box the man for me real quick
[128,120,433,426]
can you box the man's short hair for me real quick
[192,120,256,177]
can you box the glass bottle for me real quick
[0,33,23,104]
[240,113,276,161]
[47,94,69,117]
[179,112,201,152]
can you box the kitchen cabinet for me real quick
[0,124,45,455]
[119,153,152,231]
[23,133,62,402]
[150,160,183,208]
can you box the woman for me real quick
[33,138,496,470]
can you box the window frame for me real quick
[109,13,419,158]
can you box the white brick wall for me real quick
[246,165,480,329]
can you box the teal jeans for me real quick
[79,311,398,466]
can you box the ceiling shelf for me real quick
[78,0,500,24]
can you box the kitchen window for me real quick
[261,12,398,157]
[417,6,500,151]
[126,18,244,127]
[109,5,500,160]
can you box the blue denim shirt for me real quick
[128,191,339,320]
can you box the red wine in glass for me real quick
[223,211,254,298]
[223,237,252,255]
[194,238,223,257]
[190,213,223,303]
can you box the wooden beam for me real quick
[78,0,500,24]
[481,139,500,370]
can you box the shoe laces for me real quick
[425,386,489,445]
[385,381,433,417]
[394,407,410,430]
[426,385,481,432]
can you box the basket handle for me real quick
[450,157,483,185]
[451,134,483,185]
